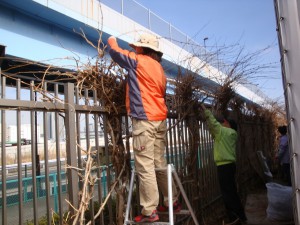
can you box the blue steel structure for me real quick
[0,0,104,66]
[0,0,266,106]
[0,0,221,92]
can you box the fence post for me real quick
[1,75,7,225]
[64,83,79,215]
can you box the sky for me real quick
[135,0,283,102]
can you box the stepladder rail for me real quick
[123,164,199,225]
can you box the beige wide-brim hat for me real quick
[129,33,163,55]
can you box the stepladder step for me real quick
[157,209,191,215]
[124,221,171,225]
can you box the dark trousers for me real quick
[217,163,247,222]
[282,163,292,186]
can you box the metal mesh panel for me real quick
[149,12,171,40]
[170,26,188,50]
[99,0,122,13]
[123,0,149,29]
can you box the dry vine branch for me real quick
[67,29,130,225]
[86,161,126,225]
[64,146,96,225]
[200,43,278,115]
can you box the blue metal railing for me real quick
[0,173,67,210]
[0,148,208,211]
[0,169,112,212]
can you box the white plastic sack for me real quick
[266,182,293,221]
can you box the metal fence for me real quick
[0,75,114,225]
[0,72,220,224]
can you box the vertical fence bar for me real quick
[165,119,170,163]
[168,118,174,164]
[65,83,79,215]
[85,89,91,151]
[43,82,51,225]
[207,122,214,199]
[177,119,183,169]
[172,118,178,168]
[182,120,187,174]
[204,122,216,199]
[54,83,63,224]
[30,81,38,224]
[1,76,7,225]
[199,122,205,181]
[16,79,24,225]
[75,87,83,190]
[202,122,210,199]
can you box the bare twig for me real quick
[86,161,126,225]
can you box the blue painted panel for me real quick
[0,0,214,87]
[0,3,105,68]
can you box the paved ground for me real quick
[3,181,295,225]
[245,188,294,225]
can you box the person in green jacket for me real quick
[200,104,247,224]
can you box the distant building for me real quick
[6,124,41,143]
[47,112,66,141]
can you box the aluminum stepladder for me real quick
[124,164,199,225]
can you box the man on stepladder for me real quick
[108,33,181,223]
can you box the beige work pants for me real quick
[132,118,178,216]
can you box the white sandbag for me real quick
[266,182,293,221]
